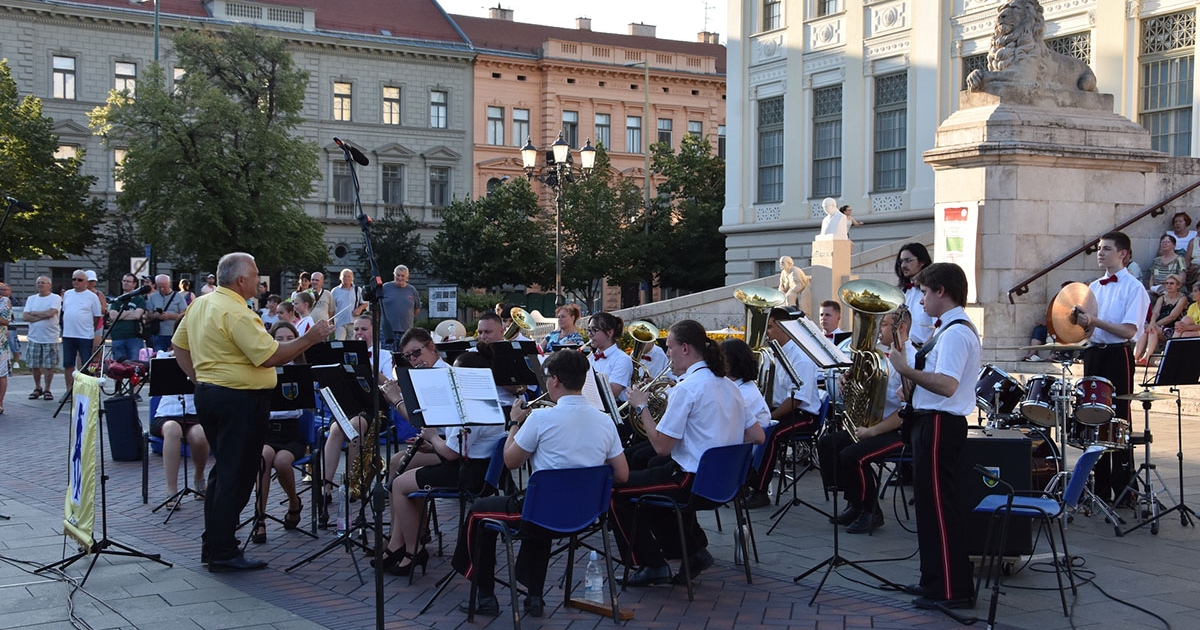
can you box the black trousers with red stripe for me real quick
[748,412,815,492]
[450,495,553,597]
[609,457,698,569]
[1082,344,1134,502]
[911,411,973,601]
[817,429,903,511]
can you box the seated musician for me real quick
[376,336,506,577]
[586,312,633,404]
[319,314,395,527]
[816,307,911,534]
[150,361,209,511]
[720,339,773,430]
[452,350,629,618]
[251,322,308,544]
[744,308,821,508]
[613,320,765,587]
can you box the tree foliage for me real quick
[89,26,327,275]
[646,135,727,292]
[0,60,105,263]
[427,178,553,292]
[356,213,426,282]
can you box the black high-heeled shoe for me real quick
[251,518,267,544]
[318,491,332,529]
[371,545,406,570]
[389,547,429,577]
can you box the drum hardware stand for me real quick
[1114,391,1173,536]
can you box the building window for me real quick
[487,106,505,145]
[333,82,352,121]
[595,113,611,149]
[657,118,673,146]
[688,120,703,137]
[763,0,781,31]
[113,148,127,192]
[383,86,401,125]
[513,108,530,147]
[429,166,450,207]
[382,164,403,205]
[817,0,840,17]
[53,56,76,100]
[562,110,579,147]
[1046,32,1093,65]
[430,90,448,128]
[332,161,353,203]
[812,85,843,198]
[873,72,907,193]
[718,124,726,159]
[757,96,784,204]
[115,61,137,98]
[755,261,776,279]
[1140,11,1195,156]
[626,116,642,154]
[172,67,186,95]
[961,54,988,91]
[55,145,78,161]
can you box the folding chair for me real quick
[624,442,755,602]
[973,445,1106,625]
[410,437,508,562]
[472,465,620,630]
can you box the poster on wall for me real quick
[934,202,979,303]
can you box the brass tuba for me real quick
[625,320,660,382]
[838,279,906,442]
[734,285,786,403]
[503,307,536,340]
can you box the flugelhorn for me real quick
[838,279,906,441]
[503,307,536,341]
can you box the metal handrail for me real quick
[1006,178,1200,303]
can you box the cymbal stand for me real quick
[1116,392,1183,536]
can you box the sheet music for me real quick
[581,367,605,412]
[453,367,501,400]
[406,367,505,426]
[320,387,359,441]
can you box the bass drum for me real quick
[1019,426,1061,490]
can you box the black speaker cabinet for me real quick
[962,428,1033,557]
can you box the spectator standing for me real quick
[108,273,147,361]
[22,277,61,400]
[178,278,197,306]
[0,283,20,369]
[331,269,366,340]
[62,270,102,395]
[0,282,10,414]
[199,273,217,296]
[146,275,187,353]
[308,272,334,323]
[380,265,420,351]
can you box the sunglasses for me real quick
[400,347,427,361]
[72,277,86,282]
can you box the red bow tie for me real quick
[1099,275,1119,286]
[642,355,652,361]
[934,319,942,328]
[593,351,606,360]
[904,282,915,291]
[825,333,834,340]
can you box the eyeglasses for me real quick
[72,277,86,282]
[400,347,427,361]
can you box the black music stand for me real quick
[1119,338,1200,535]
[485,340,542,389]
[306,340,369,369]
[147,358,201,523]
[434,340,475,366]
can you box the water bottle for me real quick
[584,550,604,602]
[332,473,346,536]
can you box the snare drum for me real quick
[976,365,1026,416]
[1067,418,1130,450]
[1019,374,1062,427]
[1073,376,1115,426]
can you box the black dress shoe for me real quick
[831,505,862,526]
[902,583,927,596]
[744,490,771,509]
[208,555,268,573]
[671,548,715,584]
[523,595,545,618]
[458,595,500,617]
[619,564,671,587]
[846,508,884,534]
[912,595,974,610]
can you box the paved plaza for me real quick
[0,370,1197,630]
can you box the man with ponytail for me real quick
[613,320,765,587]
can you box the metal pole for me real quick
[555,176,563,307]
[153,0,159,62]
[642,62,652,306]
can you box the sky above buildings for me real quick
[437,0,728,45]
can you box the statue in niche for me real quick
[965,0,1098,93]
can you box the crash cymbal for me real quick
[1115,390,1174,402]
[1049,282,1097,345]
[1019,342,1088,351]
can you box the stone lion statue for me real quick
[965,0,1097,93]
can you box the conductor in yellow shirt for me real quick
[173,252,333,572]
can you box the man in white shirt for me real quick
[331,269,366,340]
[23,276,62,400]
[308,272,335,324]
[819,300,845,341]
[61,269,102,394]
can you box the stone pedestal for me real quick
[810,239,852,328]
[924,86,1167,362]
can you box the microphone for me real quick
[108,284,152,303]
[4,195,33,211]
[333,137,369,166]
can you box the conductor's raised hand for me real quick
[306,318,335,342]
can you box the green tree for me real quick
[0,60,104,262]
[559,146,643,307]
[356,213,426,282]
[427,178,552,292]
[89,27,327,275]
[646,134,727,293]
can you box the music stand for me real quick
[487,340,542,388]
[306,340,369,369]
[147,358,201,523]
[1119,338,1199,535]
[434,340,476,366]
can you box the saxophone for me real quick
[346,409,386,502]
[838,279,906,442]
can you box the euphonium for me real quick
[838,279,906,442]
[503,307,536,341]
[620,361,674,439]
[734,285,786,402]
[625,320,659,382]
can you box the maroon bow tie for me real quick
[593,351,606,360]
[904,282,915,291]
[642,355,652,361]
[1099,275,1119,286]
[934,319,942,328]
[825,333,834,340]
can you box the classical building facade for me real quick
[0,0,474,296]
[724,0,1200,283]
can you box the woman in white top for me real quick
[291,292,314,336]
[720,338,772,428]
[585,312,633,402]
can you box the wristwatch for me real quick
[633,404,648,416]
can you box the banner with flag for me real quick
[64,373,98,549]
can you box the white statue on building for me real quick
[816,197,849,241]
[777,256,811,308]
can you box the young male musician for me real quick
[451,350,629,618]
[888,262,979,609]
[817,307,911,534]
[1070,231,1148,505]
[613,320,764,587]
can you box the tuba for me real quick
[734,285,786,403]
[625,320,659,382]
[503,307,536,341]
[838,279,906,442]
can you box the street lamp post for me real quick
[522,134,596,307]
[131,0,160,62]
[626,60,653,305]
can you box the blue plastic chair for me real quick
[624,442,756,602]
[473,465,619,630]
[973,445,1106,619]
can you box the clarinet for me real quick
[393,435,425,476]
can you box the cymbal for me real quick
[1019,342,1088,351]
[1049,282,1097,345]
[1116,390,1174,402]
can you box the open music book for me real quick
[582,368,623,427]
[396,366,506,428]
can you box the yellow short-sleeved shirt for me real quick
[1187,303,1200,327]
[172,286,279,390]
